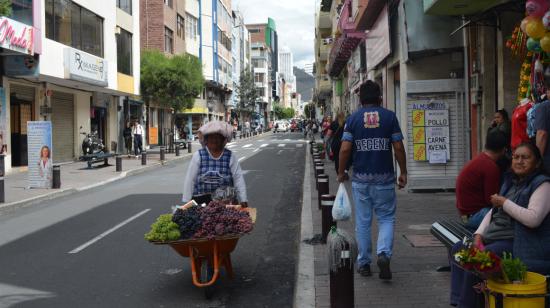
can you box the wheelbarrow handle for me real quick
[189,242,221,287]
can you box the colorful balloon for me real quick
[526,0,549,17]
[540,33,550,52]
[527,37,542,51]
[522,16,537,33]
[544,11,550,29]
[526,18,546,39]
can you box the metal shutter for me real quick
[10,84,35,102]
[51,92,75,162]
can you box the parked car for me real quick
[274,121,289,132]
[290,121,298,132]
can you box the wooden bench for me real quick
[80,152,116,169]
[430,219,473,271]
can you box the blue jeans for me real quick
[352,182,396,267]
[463,207,491,231]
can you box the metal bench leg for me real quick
[104,157,109,166]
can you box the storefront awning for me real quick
[327,32,365,77]
[423,0,512,16]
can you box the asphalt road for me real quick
[0,132,306,308]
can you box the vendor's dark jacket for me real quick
[501,171,550,275]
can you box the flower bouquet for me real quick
[454,239,502,279]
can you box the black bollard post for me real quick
[188,141,192,153]
[330,241,354,308]
[175,145,180,156]
[314,162,324,179]
[116,156,122,172]
[0,155,4,202]
[160,146,166,161]
[321,194,337,242]
[317,174,329,211]
[141,152,147,165]
[52,165,61,189]
[313,159,322,171]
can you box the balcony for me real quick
[327,0,365,77]
[318,11,331,30]
[319,43,330,61]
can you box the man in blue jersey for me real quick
[337,81,407,280]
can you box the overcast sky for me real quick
[232,0,317,69]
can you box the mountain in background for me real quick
[294,67,314,102]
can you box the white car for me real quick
[274,121,288,132]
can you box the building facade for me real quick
[3,0,140,173]
[230,10,250,126]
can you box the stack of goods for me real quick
[145,201,254,242]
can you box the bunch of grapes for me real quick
[171,206,202,239]
[144,214,181,242]
[193,200,253,239]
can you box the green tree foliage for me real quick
[282,107,295,119]
[141,50,204,111]
[272,102,284,119]
[236,67,259,112]
[0,0,12,16]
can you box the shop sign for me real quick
[64,48,108,87]
[412,104,450,163]
[27,121,53,188]
[3,55,39,77]
[0,17,34,55]
[149,127,158,145]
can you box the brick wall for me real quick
[247,24,266,44]
[140,0,164,51]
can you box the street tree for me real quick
[272,102,284,120]
[282,107,295,119]
[0,0,11,16]
[236,67,259,122]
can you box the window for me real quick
[255,73,265,83]
[116,29,132,75]
[45,0,104,57]
[249,28,260,33]
[176,14,184,38]
[185,14,198,40]
[257,87,265,97]
[117,0,132,15]
[164,27,173,54]
[164,0,173,8]
[11,0,33,25]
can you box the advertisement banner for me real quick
[412,103,450,162]
[0,88,7,154]
[27,121,53,188]
[64,48,108,86]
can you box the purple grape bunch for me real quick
[171,206,202,239]
[193,201,254,239]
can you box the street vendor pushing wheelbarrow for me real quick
[182,121,248,207]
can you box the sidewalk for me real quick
[302,142,457,307]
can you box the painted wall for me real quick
[201,0,214,80]
[185,0,200,57]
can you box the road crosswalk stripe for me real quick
[242,144,253,148]
[278,144,286,147]
[296,144,304,148]
[260,144,268,148]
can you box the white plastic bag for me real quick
[332,183,351,221]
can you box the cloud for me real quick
[233,0,315,68]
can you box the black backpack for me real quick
[330,125,344,159]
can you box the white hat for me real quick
[198,121,233,146]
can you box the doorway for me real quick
[91,107,107,144]
[10,85,35,167]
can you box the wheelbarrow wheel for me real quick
[200,259,214,299]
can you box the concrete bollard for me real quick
[188,141,192,153]
[317,174,329,210]
[160,146,166,161]
[116,156,122,172]
[330,241,354,308]
[175,145,180,156]
[52,165,61,189]
[321,194,337,242]
[141,152,147,165]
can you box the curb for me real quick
[293,143,315,308]
[0,153,192,215]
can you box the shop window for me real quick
[116,28,133,75]
[176,14,184,38]
[11,0,33,25]
[45,0,104,57]
[164,27,173,54]
[117,0,132,15]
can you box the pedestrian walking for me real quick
[133,121,144,157]
[337,80,407,280]
[123,121,133,157]
[535,83,550,173]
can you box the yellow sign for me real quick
[412,110,425,127]
[412,127,425,144]
[149,127,158,145]
[413,144,427,161]
[180,107,208,114]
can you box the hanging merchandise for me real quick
[506,25,528,58]
[526,0,549,18]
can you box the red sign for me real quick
[0,17,34,55]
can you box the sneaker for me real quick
[357,265,372,277]
[377,253,392,280]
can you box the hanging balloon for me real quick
[527,37,542,51]
[526,18,546,39]
[526,0,550,17]
[540,33,550,52]
[522,16,537,33]
[544,11,550,30]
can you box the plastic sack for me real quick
[332,183,351,221]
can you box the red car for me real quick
[290,121,298,132]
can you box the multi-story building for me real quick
[247,18,278,125]
[250,42,270,125]
[3,0,140,173]
[313,0,334,116]
[230,10,251,126]
[279,46,296,93]
[140,0,187,147]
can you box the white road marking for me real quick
[277,150,284,155]
[253,148,260,153]
[260,144,268,148]
[226,142,235,146]
[296,144,304,148]
[238,156,246,162]
[284,139,291,141]
[227,144,237,148]
[278,144,286,147]
[68,209,151,254]
[258,139,264,142]
[242,144,253,148]
[0,283,55,307]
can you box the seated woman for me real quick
[182,121,248,207]
[450,142,550,307]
